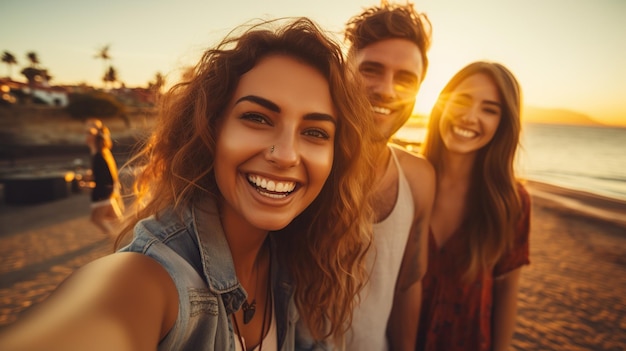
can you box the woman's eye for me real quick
[483,107,501,115]
[240,112,270,125]
[449,98,470,110]
[304,128,330,140]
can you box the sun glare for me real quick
[413,85,438,117]
[412,57,458,118]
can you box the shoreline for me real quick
[1,152,624,229]
[523,179,626,229]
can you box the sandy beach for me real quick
[0,176,624,350]
[515,181,626,350]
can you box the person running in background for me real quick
[0,17,377,351]
[418,61,531,351]
[299,2,436,350]
[84,118,123,235]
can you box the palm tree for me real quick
[2,51,18,79]
[26,51,40,67]
[20,51,48,102]
[95,45,111,87]
[95,44,111,62]
[103,65,117,89]
[20,67,45,85]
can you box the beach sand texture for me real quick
[0,180,624,350]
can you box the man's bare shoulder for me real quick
[390,144,434,179]
[390,144,435,211]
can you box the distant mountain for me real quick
[409,107,605,127]
[523,106,603,126]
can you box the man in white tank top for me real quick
[343,3,436,350]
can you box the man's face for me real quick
[354,38,424,139]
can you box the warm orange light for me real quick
[64,171,75,182]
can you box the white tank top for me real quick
[347,147,415,351]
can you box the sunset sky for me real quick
[2,0,625,126]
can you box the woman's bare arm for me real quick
[0,252,178,351]
[492,268,523,351]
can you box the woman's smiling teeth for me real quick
[247,174,296,198]
[452,125,477,138]
[372,106,392,115]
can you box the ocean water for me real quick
[393,123,626,202]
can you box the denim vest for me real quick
[119,199,298,350]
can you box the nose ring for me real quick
[271,145,275,153]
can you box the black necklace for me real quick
[233,251,272,350]
[241,248,263,324]
[242,300,256,324]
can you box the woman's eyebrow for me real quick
[305,113,336,125]
[236,95,336,125]
[235,95,280,112]
[483,100,502,108]
[457,93,501,108]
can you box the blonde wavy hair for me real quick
[116,17,376,343]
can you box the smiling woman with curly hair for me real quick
[0,17,377,351]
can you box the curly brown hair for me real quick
[116,17,376,342]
